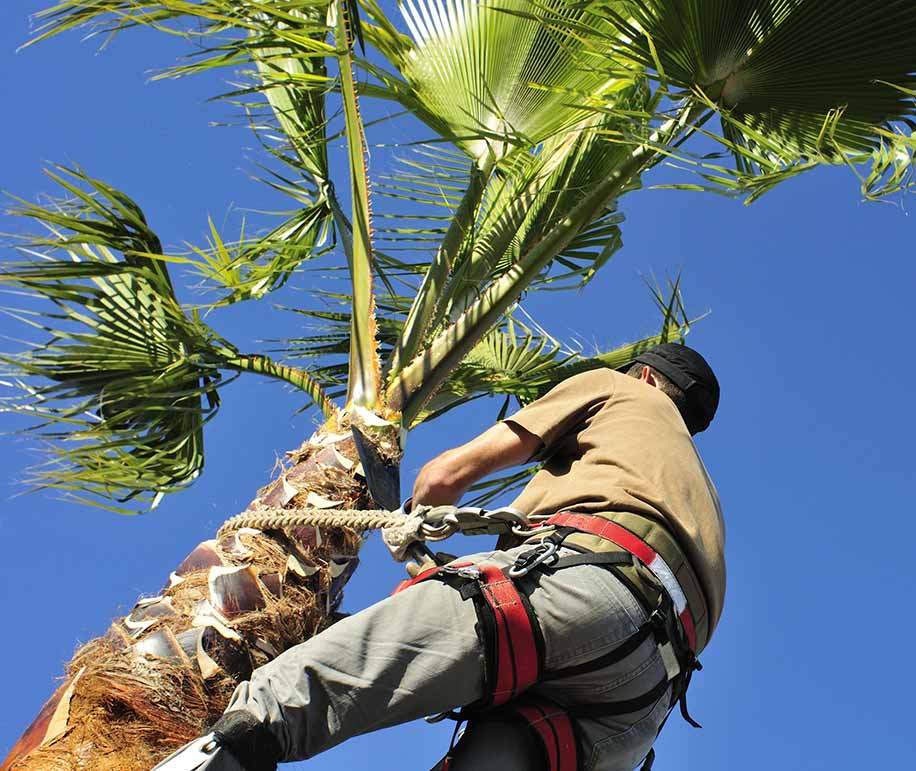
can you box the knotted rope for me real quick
[217,503,538,564]
[217,506,408,538]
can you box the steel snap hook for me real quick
[508,540,560,578]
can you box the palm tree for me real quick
[2,1,915,769]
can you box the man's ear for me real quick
[639,365,657,387]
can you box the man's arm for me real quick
[411,421,541,506]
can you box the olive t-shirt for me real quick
[505,368,726,636]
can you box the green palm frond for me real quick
[464,112,643,298]
[179,200,334,306]
[29,1,344,304]
[433,80,652,312]
[387,167,652,422]
[1,168,234,509]
[374,147,475,252]
[408,275,690,427]
[269,289,410,394]
[362,0,628,164]
[587,0,916,196]
[252,12,333,182]
[381,84,653,389]
[1,167,337,510]
[377,146,488,379]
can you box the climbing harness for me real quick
[393,510,702,771]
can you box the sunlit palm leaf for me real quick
[378,147,489,380]
[591,0,916,187]
[363,0,625,164]
[381,90,652,390]
[2,169,233,509]
[180,200,333,306]
[388,164,655,421]
[271,290,408,390]
[441,79,652,308]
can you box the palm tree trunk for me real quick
[1,420,395,771]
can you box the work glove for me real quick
[209,710,283,771]
[150,710,282,771]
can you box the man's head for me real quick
[623,343,719,434]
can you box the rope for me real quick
[218,506,405,538]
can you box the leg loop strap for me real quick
[506,698,578,771]
[391,561,543,708]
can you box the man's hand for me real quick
[412,421,540,506]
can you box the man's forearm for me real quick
[412,421,540,506]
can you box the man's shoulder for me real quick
[559,366,620,391]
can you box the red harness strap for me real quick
[476,565,540,706]
[508,698,578,771]
[391,562,541,706]
[391,563,458,595]
[544,513,698,651]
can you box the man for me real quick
[155,343,724,771]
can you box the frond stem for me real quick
[224,354,338,418]
[335,0,381,410]
[384,160,493,382]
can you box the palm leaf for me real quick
[2,169,232,509]
[1,167,337,510]
[381,149,491,380]
[29,1,344,303]
[362,0,627,164]
[591,0,916,191]
[408,275,690,427]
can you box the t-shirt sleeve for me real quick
[503,369,615,459]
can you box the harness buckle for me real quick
[508,540,560,578]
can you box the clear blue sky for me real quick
[2,3,915,770]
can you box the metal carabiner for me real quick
[508,539,560,578]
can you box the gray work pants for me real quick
[217,545,672,771]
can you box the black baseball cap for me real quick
[627,343,720,434]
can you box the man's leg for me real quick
[432,718,546,771]
[220,576,486,765]
[198,544,669,770]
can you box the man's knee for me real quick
[444,717,546,771]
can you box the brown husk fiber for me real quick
[3,430,374,771]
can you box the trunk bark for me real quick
[1,417,399,771]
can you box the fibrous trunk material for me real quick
[1,425,386,771]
